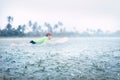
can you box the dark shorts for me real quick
[30,40,36,44]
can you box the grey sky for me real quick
[0,0,120,32]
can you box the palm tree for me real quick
[21,24,26,33]
[28,20,32,27]
[6,16,13,31]
[7,16,13,24]
[44,22,53,32]
[58,21,63,26]
[32,22,38,32]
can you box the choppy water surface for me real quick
[0,37,120,80]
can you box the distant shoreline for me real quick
[0,36,120,39]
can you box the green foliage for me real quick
[0,16,120,37]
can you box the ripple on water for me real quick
[0,37,120,80]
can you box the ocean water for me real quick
[0,37,120,80]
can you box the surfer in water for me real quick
[10,33,68,46]
[30,33,52,44]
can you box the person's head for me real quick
[46,33,52,40]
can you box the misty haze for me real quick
[0,0,120,80]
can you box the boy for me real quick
[30,33,52,44]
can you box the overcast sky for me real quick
[0,0,120,32]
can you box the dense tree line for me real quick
[0,16,64,37]
[0,16,120,37]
